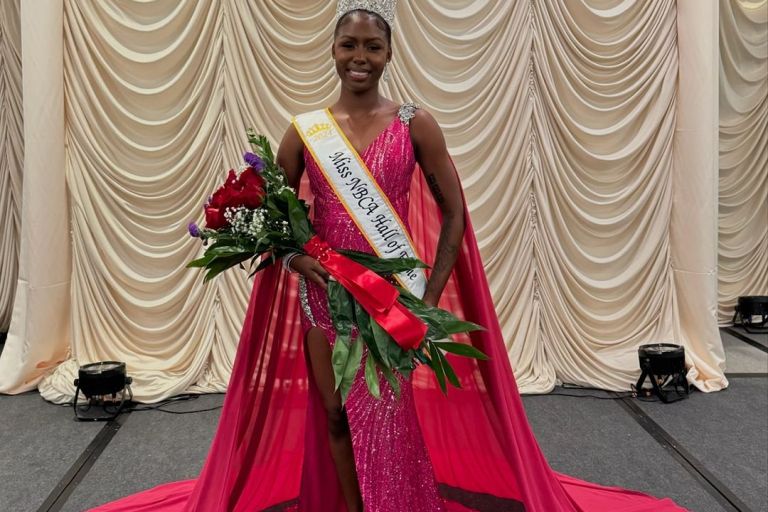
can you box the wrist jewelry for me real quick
[282,252,301,273]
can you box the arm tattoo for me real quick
[426,174,446,204]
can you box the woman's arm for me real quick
[410,109,465,307]
[276,124,305,190]
[275,123,330,288]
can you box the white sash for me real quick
[293,108,427,298]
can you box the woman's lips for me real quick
[348,69,370,81]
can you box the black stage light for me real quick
[73,361,133,421]
[634,344,689,403]
[732,295,768,334]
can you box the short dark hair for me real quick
[334,9,392,46]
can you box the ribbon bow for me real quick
[303,236,427,350]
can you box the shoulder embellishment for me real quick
[398,102,420,125]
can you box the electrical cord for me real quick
[127,393,224,415]
[525,383,635,400]
[530,391,635,400]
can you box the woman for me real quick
[276,6,465,511]
[92,3,687,512]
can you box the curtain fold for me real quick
[0,0,22,333]
[718,0,768,323]
[5,0,722,403]
[0,0,70,395]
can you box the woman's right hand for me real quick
[290,255,330,290]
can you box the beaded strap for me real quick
[397,102,419,125]
[297,275,316,326]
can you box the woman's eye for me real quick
[368,46,381,51]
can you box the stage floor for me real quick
[1,327,765,512]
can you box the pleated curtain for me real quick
[0,0,22,334]
[718,0,768,323]
[0,0,744,402]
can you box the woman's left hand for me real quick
[421,295,438,308]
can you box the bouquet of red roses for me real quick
[188,131,487,403]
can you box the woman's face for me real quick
[332,13,391,92]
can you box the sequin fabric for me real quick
[298,104,446,511]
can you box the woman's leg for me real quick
[305,327,364,512]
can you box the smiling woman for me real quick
[87,2,692,512]
[333,8,392,91]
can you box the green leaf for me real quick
[283,190,313,245]
[353,301,384,364]
[248,253,277,277]
[207,245,244,257]
[431,341,489,361]
[364,354,381,399]
[202,253,252,282]
[378,361,400,399]
[328,280,357,392]
[429,342,447,394]
[397,288,485,336]
[368,314,395,368]
[187,255,214,268]
[337,249,429,274]
[340,338,363,404]
[331,335,351,393]
[436,348,461,388]
[329,281,355,340]
[414,348,430,366]
[397,363,413,382]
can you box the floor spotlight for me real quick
[73,361,133,421]
[732,296,768,333]
[634,344,689,403]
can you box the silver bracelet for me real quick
[282,252,301,273]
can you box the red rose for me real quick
[203,168,266,230]
[237,168,266,208]
[204,206,228,229]
[209,187,225,208]
[224,169,238,188]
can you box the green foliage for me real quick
[432,340,489,361]
[397,287,485,339]
[338,249,429,274]
[428,342,447,393]
[329,280,356,398]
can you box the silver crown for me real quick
[336,0,396,29]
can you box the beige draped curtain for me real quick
[0,0,22,333]
[718,0,768,323]
[0,0,728,403]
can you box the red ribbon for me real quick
[303,236,427,351]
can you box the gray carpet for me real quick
[59,394,225,512]
[522,389,728,512]
[0,392,102,512]
[721,330,768,374]
[1,330,766,511]
[636,377,768,512]
[726,325,768,350]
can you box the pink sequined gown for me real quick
[298,104,446,511]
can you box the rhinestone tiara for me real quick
[336,0,396,29]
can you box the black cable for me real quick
[127,393,224,414]
[524,383,636,400]
[132,405,224,415]
[530,391,634,400]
